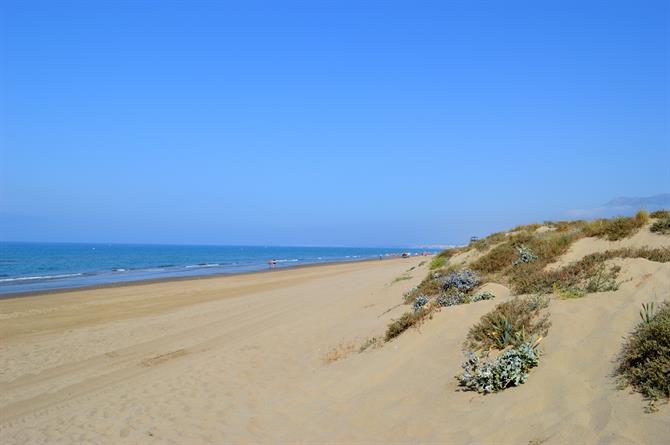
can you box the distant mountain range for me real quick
[567,193,669,219]
[604,194,670,208]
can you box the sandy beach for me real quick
[3,1,668,443]
[1,240,668,444]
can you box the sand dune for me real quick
[1,238,668,443]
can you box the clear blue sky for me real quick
[1,1,668,247]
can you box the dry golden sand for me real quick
[1,250,668,444]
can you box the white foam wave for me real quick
[184,263,221,268]
[0,273,84,283]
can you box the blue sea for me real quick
[0,242,430,296]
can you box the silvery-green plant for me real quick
[437,293,467,307]
[471,291,495,302]
[458,342,540,394]
[413,295,430,311]
[441,269,480,293]
[513,244,538,266]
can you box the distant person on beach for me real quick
[379,255,382,261]
[268,259,276,269]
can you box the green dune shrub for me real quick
[584,264,620,292]
[512,247,669,295]
[616,301,670,406]
[650,209,670,219]
[471,242,517,274]
[584,214,646,241]
[635,210,650,225]
[385,309,427,341]
[650,218,670,235]
[465,295,550,351]
[429,256,447,270]
[511,223,542,233]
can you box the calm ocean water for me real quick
[0,242,430,296]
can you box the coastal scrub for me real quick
[616,301,670,409]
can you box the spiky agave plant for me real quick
[640,302,656,324]
[491,315,514,349]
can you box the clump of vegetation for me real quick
[385,309,428,341]
[471,290,495,302]
[441,268,480,293]
[397,216,670,343]
[621,247,670,262]
[437,293,466,307]
[405,265,487,306]
[402,286,418,303]
[513,257,620,295]
[471,241,520,274]
[511,223,542,233]
[650,209,670,219]
[635,209,650,225]
[487,232,507,244]
[583,212,647,241]
[545,220,588,233]
[465,295,550,351]
[392,273,412,283]
[552,283,585,299]
[436,290,495,307]
[469,238,488,251]
[470,232,507,251]
[412,295,430,311]
[436,247,462,259]
[472,231,577,278]
[639,302,656,324]
[513,244,538,266]
[322,342,357,364]
[650,218,670,235]
[429,256,447,270]
[512,247,670,295]
[616,301,670,407]
[459,295,549,393]
[359,336,382,353]
[458,341,541,394]
[402,270,449,304]
[550,263,621,299]
[584,263,621,292]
